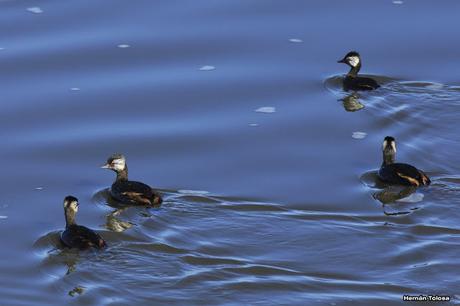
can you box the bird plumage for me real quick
[102,154,163,206]
[378,136,430,187]
[61,224,106,250]
[60,196,106,250]
[338,51,380,91]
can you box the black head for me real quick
[382,136,396,153]
[101,153,126,172]
[63,195,79,213]
[338,51,361,68]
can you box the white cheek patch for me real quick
[382,140,387,151]
[391,142,397,153]
[112,159,125,171]
[347,56,360,67]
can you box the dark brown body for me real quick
[61,224,106,250]
[343,75,380,91]
[111,179,162,206]
[379,163,431,187]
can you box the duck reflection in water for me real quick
[373,185,423,216]
[361,170,423,213]
[373,185,417,204]
[105,208,133,233]
[41,247,80,276]
[63,252,79,275]
[340,92,364,112]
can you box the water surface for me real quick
[1,1,460,305]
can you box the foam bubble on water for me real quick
[397,193,424,203]
[392,0,403,4]
[255,106,276,113]
[117,44,130,49]
[352,132,367,139]
[35,187,44,191]
[70,87,80,91]
[178,189,209,195]
[27,7,43,14]
[249,123,259,127]
[199,65,215,71]
[0,216,7,219]
[289,38,303,43]
[0,47,4,51]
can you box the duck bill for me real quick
[337,58,346,63]
[101,164,110,169]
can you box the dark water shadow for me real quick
[360,170,427,215]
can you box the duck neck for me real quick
[382,152,395,166]
[115,166,128,182]
[65,210,76,228]
[347,63,361,77]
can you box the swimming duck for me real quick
[101,154,163,206]
[378,136,430,187]
[337,51,380,91]
[61,196,106,250]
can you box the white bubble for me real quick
[35,187,44,190]
[199,65,215,71]
[249,123,259,127]
[352,132,367,139]
[255,106,276,113]
[289,38,303,43]
[117,44,130,49]
[392,0,403,4]
[70,87,80,91]
[27,7,43,14]
[0,216,7,219]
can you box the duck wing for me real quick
[344,76,380,91]
[61,225,106,250]
[112,180,162,205]
[379,163,430,186]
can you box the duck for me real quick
[101,154,162,206]
[61,195,106,250]
[337,51,380,91]
[378,136,430,187]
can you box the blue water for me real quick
[1,1,460,305]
